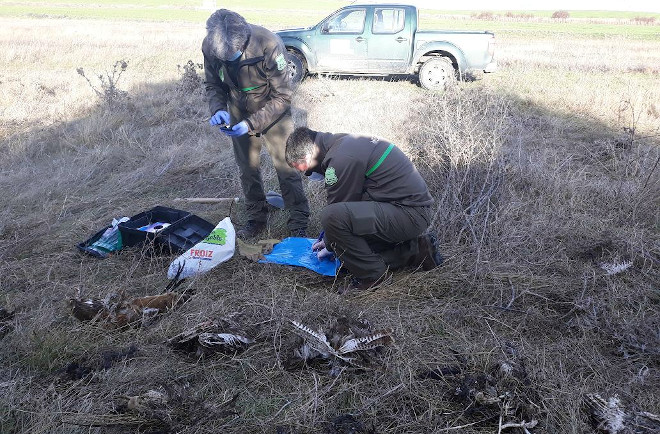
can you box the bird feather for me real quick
[338,329,394,354]
[290,320,336,356]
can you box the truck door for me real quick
[314,8,369,73]
[367,7,411,73]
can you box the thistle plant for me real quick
[76,60,129,108]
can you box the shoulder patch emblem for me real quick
[325,167,338,186]
[275,53,287,71]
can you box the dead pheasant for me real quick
[167,315,255,357]
[285,316,394,375]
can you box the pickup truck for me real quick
[276,3,497,90]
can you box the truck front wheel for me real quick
[286,50,306,85]
[418,57,457,91]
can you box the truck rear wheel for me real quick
[418,57,457,91]
[286,50,306,85]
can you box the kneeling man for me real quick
[285,127,442,293]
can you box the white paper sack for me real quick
[167,217,235,279]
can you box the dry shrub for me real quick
[633,16,656,25]
[407,88,509,263]
[472,11,495,20]
[551,10,570,20]
[76,60,130,109]
[176,59,204,95]
[402,82,659,429]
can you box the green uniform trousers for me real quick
[229,106,310,231]
[321,201,431,280]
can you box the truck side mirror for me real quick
[321,23,329,33]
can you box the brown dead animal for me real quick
[113,293,179,328]
[70,292,184,328]
[129,293,178,310]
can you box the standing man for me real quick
[203,9,310,238]
[286,127,443,293]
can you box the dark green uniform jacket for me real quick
[310,132,433,207]
[202,24,292,134]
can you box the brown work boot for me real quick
[338,272,392,295]
[236,220,266,239]
[415,233,444,271]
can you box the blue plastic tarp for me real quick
[260,237,340,277]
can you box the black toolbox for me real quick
[157,214,216,253]
[118,206,190,248]
[118,206,214,253]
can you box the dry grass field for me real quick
[1,11,659,434]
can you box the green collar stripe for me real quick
[241,84,265,92]
[365,143,395,177]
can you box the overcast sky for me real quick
[409,0,660,13]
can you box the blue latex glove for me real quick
[312,239,325,251]
[223,121,249,137]
[312,231,325,251]
[317,247,334,261]
[210,110,230,126]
